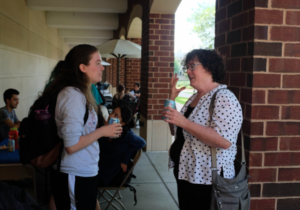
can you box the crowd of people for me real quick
[0,45,243,210]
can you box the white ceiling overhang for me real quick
[27,0,127,13]
[26,0,181,50]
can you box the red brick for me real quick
[153,115,162,120]
[148,99,158,104]
[241,89,265,104]
[267,121,300,136]
[216,7,227,22]
[271,26,300,42]
[255,9,283,24]
[269,58,300,73]
[154,94,168,99]
[150,67,159,72]
[219,19,231,34]
[149,24,159,29]
[249,168,277,182]
[159,78,171,82]
[160,35,174,41]
[153,104,164,110]
[161,14,175,19]
[153,62,168,67]
[252,74,281,88]
[283,75,300,88]
[149,35,159,40]
[278,168,300,181]
[218,45,231,58]
[247,105,279,120]
[272,0,300,9]
[150,14,160,18]
[160,25,174,30]
[250,137,278,151]
[225,58,240,72]
[265,152,300,166]
[154,84,168,88]
[232,13,248,30]
[250,199,275,210]
[280,137,300,151]
[268,90,300,104]
[155,19,171,24]
[160,46,174,51]
[159,68,174,73]
[154,72,169,77]
[154,51,169,56]
[230,73,246,87]
[155,30,170,35]
[148,89,158,94]
[147,110,158,115]
[285,44,300,57]
[158,89,170,94]
[243,120,264,135]
[286,11,300,25]
[159,57,173,62]
[249,153,263,166]
[154,41,169,46]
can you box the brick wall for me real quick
[216,0,300,209]
[143,13,175,120]
[105,58,118,88]
[126,38,141,90]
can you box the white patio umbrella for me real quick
[97,39,141,85]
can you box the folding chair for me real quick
[98,149,142,210]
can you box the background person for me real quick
[161,49,243,210]
[0,89,21,142]
[130,82,140,98]
[98,105,146,186]
[43,44,122,210]
[112,84,126,109]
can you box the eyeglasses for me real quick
[182,63,201,73]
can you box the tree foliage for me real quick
[174,58,181,74]
[188,3,215,49]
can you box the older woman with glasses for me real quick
[161,49,243,210]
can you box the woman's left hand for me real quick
[161,106,187,128]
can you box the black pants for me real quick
[174,168,212,210]
[49,167,98,210]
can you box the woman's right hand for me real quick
[98,123,122,138]
[169,73,186,100]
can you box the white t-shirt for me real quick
[55,87,99,177]
[170,85,243,184]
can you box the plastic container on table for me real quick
[8,127,19,149]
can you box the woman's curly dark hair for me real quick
[182,49,226,83]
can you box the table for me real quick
[0,138,20,164]
[0,138,37,200]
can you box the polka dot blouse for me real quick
[170,85,243,185]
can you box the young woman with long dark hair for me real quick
[44,44,122,210]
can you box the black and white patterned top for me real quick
[169,85,243,184]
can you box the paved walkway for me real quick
[99,128,179,210]
[99,151,179,210]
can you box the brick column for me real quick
[216,0,300,209]
[139,12,175,151]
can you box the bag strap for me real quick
[209,89,246,170]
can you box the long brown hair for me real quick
[43,44,99,111]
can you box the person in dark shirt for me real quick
[130,82,141,98]
[98,105,146,186]
[0,89,21,142]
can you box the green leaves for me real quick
[187,3,215,49]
